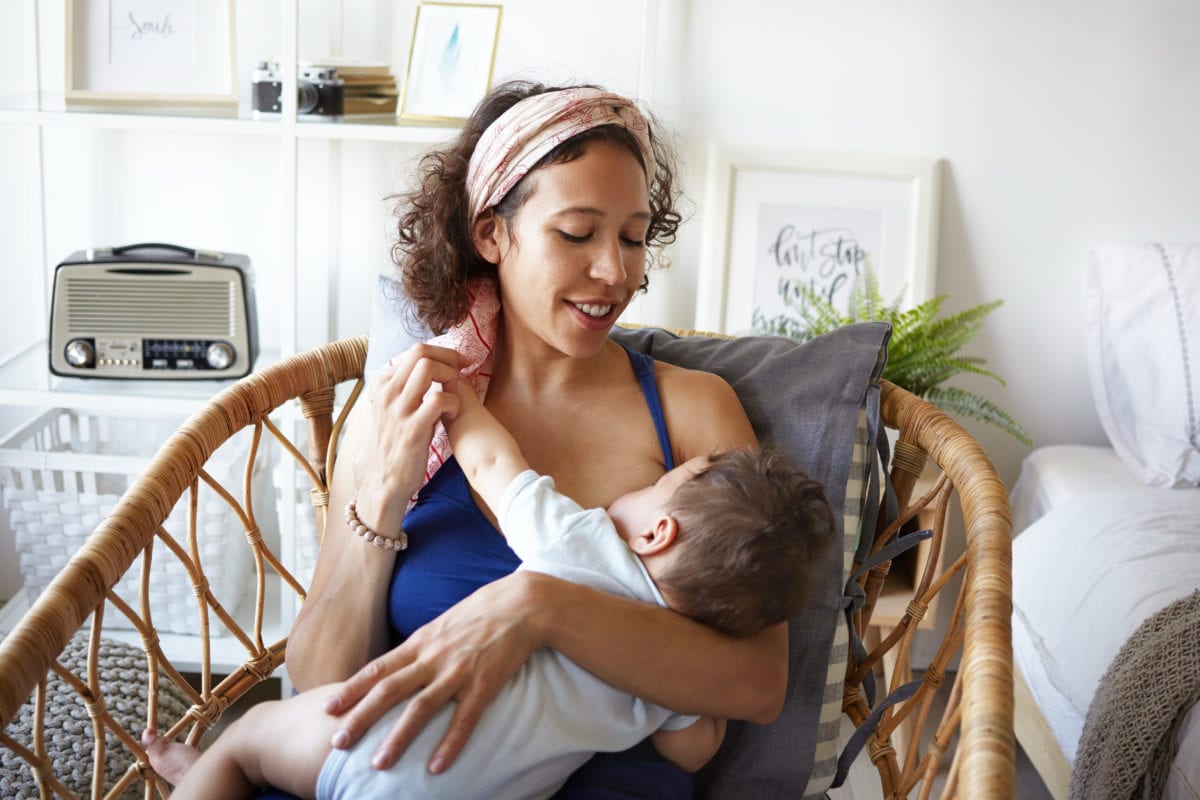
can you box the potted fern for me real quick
[757,267,1032,446]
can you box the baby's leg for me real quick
[166,684,343,800]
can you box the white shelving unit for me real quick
[0,0,659,675]
[0,0,455,675]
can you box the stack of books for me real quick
[312,59,399,115]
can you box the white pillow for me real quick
[1086,242,1200,487]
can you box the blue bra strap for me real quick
[622,346,675,471]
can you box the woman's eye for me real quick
[621,236,646,248]
[557,230,591,243]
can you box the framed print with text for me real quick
[65,0,236,106]
[695,145,942,335]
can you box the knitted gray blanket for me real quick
[1069,589,1200,800]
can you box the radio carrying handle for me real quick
[115,242,197,258]
[90,242,226,262]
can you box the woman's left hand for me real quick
[322,570,553,772]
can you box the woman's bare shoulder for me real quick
[653,360,757,455]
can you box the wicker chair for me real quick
[0,336,1013,799]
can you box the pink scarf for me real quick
[405,88,655,505]
[421,277,500,491]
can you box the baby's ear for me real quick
[629,515,678,556]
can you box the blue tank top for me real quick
[390,345,692,798]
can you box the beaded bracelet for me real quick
[344,500,408,552]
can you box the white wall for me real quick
[640,0,1200,490]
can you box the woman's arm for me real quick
[286,344,463,689]
[541,579,788,721]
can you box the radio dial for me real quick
[64,338,95,368]
[206,342,235,370]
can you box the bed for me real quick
[1009,241,1200,800]
[1010,445,1200,798]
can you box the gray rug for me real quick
[1,632,192,799]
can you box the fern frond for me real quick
[925,386,1033,446]
[781,285,846,334]
[893,359,1005,397]
[762,261,1029,445]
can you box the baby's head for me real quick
[610,448,835,637]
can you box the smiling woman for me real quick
[233,80,774,800]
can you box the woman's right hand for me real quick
[321,570,555,773]
[351,343,466,535]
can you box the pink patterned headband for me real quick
[466,87,657,223]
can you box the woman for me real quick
[284,81,787,797]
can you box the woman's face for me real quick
[486,138,651,358]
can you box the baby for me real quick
[146,383,834,799]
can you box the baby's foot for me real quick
[142,728,201,785]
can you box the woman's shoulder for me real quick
[652,359,757,454]
[651,357,732,397]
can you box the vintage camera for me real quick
[251,61,344,116]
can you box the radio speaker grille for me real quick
[65,277,236,336]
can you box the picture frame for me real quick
[695,145,942,334]
[399,2,503,123]
[65,0,237,106]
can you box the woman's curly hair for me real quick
[389,80,682,335]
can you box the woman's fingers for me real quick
[376,346,463,413]
[326,653,424,745]
[353,343,468,513]
[355,666,490,773]
[369,676,461,770]
[427,683,490,773]
[325,647,414,716]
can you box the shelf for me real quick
[0,340,282,415]
[295,115,459,143]
[0,97,457,144]
[0,576,291,676]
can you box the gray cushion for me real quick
[609,324,889,799]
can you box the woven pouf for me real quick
[1,632,192,799]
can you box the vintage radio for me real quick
[49,243,258,380]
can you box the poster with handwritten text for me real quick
[108,1,195,70]
[752,204,883,334]
[715,161,924,335]
[68,0,232,101]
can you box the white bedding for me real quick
[1008,445,1146,532]
[1010,445,1200,798]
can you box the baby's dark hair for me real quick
[657,448,836,638]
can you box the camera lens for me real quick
[297,81,319,114]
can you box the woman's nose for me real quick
[589,238,627,285]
